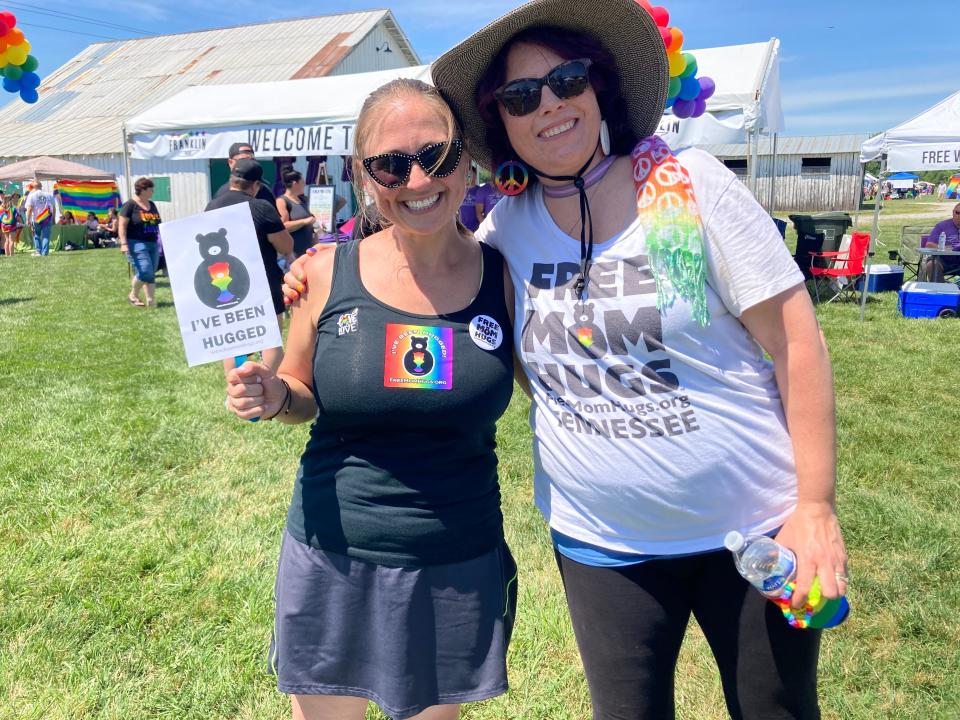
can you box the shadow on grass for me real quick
[0,297,32,306]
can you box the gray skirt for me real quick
[268,529,518,720]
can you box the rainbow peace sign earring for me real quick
[494,160,530,196]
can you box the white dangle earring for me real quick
[599,118,611,156]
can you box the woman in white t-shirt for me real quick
[286,1,849,716]
[431,1,848,718]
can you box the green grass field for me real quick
[1,240,958,719]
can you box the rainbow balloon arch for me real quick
[636,0,715,119]
[0,10,41,104]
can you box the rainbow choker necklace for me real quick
[541,154,617,198]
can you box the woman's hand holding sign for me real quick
[226,361,287,421]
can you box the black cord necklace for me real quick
[525,141,602,303]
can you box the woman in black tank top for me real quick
[225,80,518,720]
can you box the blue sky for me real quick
[5,0,958,137]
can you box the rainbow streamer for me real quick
[54,180,120,221]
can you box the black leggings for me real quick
[555,549,821,720]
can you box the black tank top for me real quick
[286,238,515,566]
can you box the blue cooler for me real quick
[898,281,960,319]
[856,264,905,292]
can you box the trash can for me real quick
[809,212,853,253]
[789,214,825,280]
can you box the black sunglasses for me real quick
[362,139,463,188]
[494,58,594,117]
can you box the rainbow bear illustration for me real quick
[193,228,250,310]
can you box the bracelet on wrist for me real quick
[264,378,292,421]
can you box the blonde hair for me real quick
[351,78,467,234]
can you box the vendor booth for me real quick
[123,65,434,222]
[0,156,119,252]
[857,90,960,318]
[886,172,919,198]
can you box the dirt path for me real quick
[858,201,957,221]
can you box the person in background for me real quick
[84,211,103,248]
[59,210,77,225]
[100,208,119,245]
[1,194,19,258]
[920,201,960,282]
[458,165,485,231]
[477,172,503,222]
[225,76,516,720]
[118,177,162,307]
[11,192,24,250]
[205,158,293,371]
[276,166,316,258]
[24,181,56,256]
[215,142,276,205]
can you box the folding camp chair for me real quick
[809,231,870,303]
[891,226,932,280]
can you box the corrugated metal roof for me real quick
[701,134,873,158]
[0,10,420,158]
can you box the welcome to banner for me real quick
[131,124,355,160]
[55,180,120,221]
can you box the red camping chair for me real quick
[809,231,870,303]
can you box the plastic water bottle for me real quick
[939,232,948,251]
[724,531,850,629]
[724,531,796,597]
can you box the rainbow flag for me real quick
[54,180,120,221]
[947,175,960,200]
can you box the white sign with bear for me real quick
[160,202,283,367]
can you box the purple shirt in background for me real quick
[459,185,483,231]
[459,184,503,232]
[928,218,960,248]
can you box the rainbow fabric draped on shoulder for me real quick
[631,135,709,327]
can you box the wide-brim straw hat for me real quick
[432,0,668,170]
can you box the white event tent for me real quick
[856,91,960,319]
[655,38,783,200]
[860,90,960,171]
[124,65,434,163]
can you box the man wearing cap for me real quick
[215,143,278,205]
[206,158,294,370]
